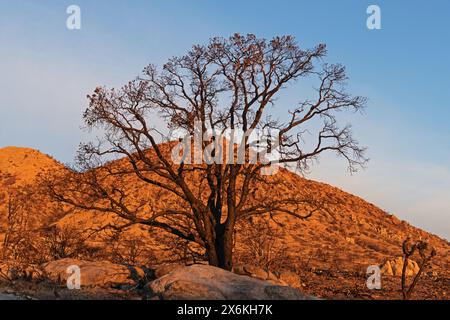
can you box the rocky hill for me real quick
[0,146,448,299]
[0,147,62,184]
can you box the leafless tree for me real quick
[105,230,156,266]
[44,34,367,270]
[1,189,32,260]
[401,238,436,300]
[235,217,291,273]
[41,225,92,260]
[0,181,93,265]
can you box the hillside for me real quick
[0,146,448,299]
[0,147,62,184]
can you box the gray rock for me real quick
[154,263,185,279]
[0,293,23,300]
[147,264,316,300]
[42,258,146,288]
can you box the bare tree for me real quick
[1,189,32,260]
[106,230,157,266]
[41,225,92,261]
[0,179,93,265]
[44,34,367,270]
[401,238,436,300]
[235,217,291,273]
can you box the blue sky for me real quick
[0,0,449,239]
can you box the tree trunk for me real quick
[206,224,233,271]
[215,226,233,271]
[207,245,220,267]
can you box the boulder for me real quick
[345,237,355,245]
[0,293,23,300]
[278,270,303,289]
[42,258,146,287]
[154,263,185,279]
[233,265,280,284]
[147,264,316,300]
[0,261,42,280]
[380,257,420,276]
[233,265,304,288]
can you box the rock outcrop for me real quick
[233,265,280,284]
[42,258,147,287]
[380,257,420,276]
[278,270,303,289]
[147,264,315,300]
[0,261,42,280]
[153,263,185,279]
[233,265,303,288]
[0,293,23,300]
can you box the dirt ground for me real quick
[1,268,448,300]
[298,269,449,300]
